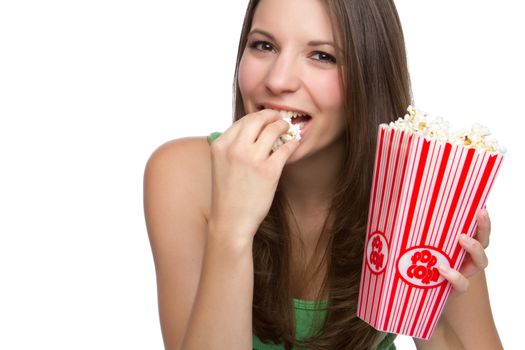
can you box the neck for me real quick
[280,137,345,215]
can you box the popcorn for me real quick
[389,105,506,154]
[271,117,302,152]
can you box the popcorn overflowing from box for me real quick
[357,105,505,339]
[390,106,505,154]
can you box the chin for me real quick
[283,147,306,165]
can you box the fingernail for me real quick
[438,264,450,273]
[460,234,475,246]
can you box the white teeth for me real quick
[267,107,306,119]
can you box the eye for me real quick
[311,51,336,64]
[248,40,275,52]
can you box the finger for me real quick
[215,109,281,146]
[474,208,491,248]
[438,264,470,293]
[270,137,301,167]
[255,119,292,155]
[458,234,489,272]
[238,109,282,144]
[457,254,480,278]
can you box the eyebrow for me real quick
[248,28,343,55]
[308,40,344,56]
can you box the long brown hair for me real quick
[232,0,412,349]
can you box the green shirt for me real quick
[252,298,396,350]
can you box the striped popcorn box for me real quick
[357,120,504,339]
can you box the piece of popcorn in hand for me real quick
[271,118,302,152]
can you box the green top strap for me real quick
[208,131,222,143]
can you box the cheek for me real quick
[312,71,343,116]
[238,54,262,99]
[309,70,343,114]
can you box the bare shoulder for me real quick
[144,136,212,220]
[143,136,212,349]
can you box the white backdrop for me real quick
[0,1,523,349]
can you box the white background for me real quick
[0,1,523,349]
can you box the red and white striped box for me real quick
[357,125,504,339]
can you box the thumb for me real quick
[270,139,301,166]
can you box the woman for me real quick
[144,0,503,348]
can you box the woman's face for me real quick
[238,0,345,161]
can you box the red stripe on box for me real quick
[373,131,413,327]
[359,127,386,317]
[424,153,502,339]
[432,147,461,247]
[438,148,475,249]
[383,131,402,239]
[383,138,430,330]
[443,151,482,263]
[365,131,391,323]
[369,128,386,230]
[371,131,404,325]
[409,279,429,335]
[410,282,429,334]
[377,130,396,231]
[421,143,452,243]
[398,143,441,335]
[395,140,431,330]
[400,139,431,253]
[423,152,492,339]
[423,284,448,339]
[414,141,439,246]
[418,148,475,338]
[450,154,498,264]
[446,153,483,254]
[395,285,413,333]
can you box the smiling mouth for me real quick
[257,105,312,127]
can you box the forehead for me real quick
[251,0,335,42]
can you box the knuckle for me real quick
[470,238,483,251]
[240,117,254,130]
[474,239,483,249]
[257,108,278,121]
[265,123,285,137]
[451,269,463,283]
[240,113,258,126]
[267,123,281,134]
[450,271,469,293]
[461,278,470,293]
[261,111,276,122]
[482,255,489,269]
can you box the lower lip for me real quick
[299,119,312,137]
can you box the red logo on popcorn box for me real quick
[397,246,450,288]
[366,231,389,274]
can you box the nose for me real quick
[264,51,301,95]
